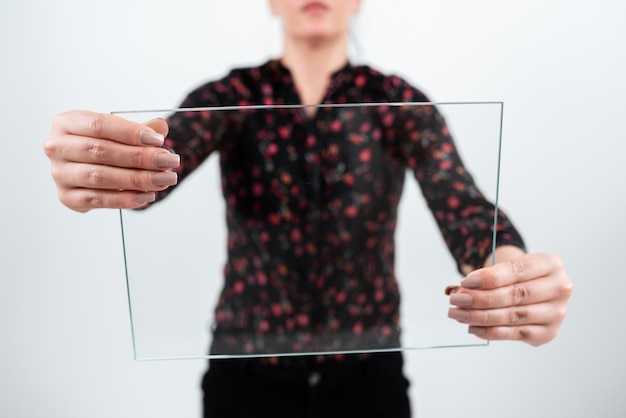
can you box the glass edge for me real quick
[119,208,139,360]
[111,100,504,115]
[133,341,490,362]
[118,101,502,360]
[485,102,505,347]
[491,102,504,267]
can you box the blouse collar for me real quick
[267,58,353,80]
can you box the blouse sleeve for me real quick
[153,74,241,203]
[388,77,526,273]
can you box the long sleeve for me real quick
[388,79,526,273]
[154,74,241,203]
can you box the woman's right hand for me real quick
[44,110,180,213]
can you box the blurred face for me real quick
[269,0,362,42]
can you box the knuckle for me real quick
[555,306,568,323]
[509,259,527,277]
[547,327,559,343]
[58,188,89,213]
[559,280,574,298]
[50,165,62,184]
[43,138,58,158]
[132,148,148,168]
[57,188,71,206]
[532,328,555,346]
[87,113,106,135]
[83,190,102,209]
[89,141,109,163]
[51,112,69,131]
[547,253,564,271]
[85,167,104,187]
[477,310,489,326]
[509,307,526,325]
[512,283,528,305]
[52,112,64,126]
[515,326,531,342]
[129,171,145,190]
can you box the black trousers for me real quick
[202,352,411,418]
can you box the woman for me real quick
[44,1,573,417]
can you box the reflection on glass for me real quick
[115,101,505,361]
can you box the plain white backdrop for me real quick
[1,1,625,417]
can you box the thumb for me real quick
[143,118,169,140]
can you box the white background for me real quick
[1,1,625,417]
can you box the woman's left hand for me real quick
[447,248,574,346]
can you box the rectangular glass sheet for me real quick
[114,101,504,360]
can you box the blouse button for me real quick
[308,371,322,387]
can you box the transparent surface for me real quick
[114,101,504,360]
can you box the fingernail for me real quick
[151,172,178,186]
[448,308,471,322]
[445,285,460,295]
[155,153,180,169]
[141,131,164,146]
[461,275,482,289]
[450,293,473,307]
[134,192,155,203]
[468,326,486,336]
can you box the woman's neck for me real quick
[280,35,349,111]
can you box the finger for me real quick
[448,302,564,327]
[52,161,178,191]
[52,111,165,147]
[143,117,169,138]
[57,187,157,212]
[51,135,180,170]
[460,253,564,290]
[450,275,564,309]
[466,324,559,347]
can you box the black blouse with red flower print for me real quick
[157,59,525,355]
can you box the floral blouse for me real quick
[158,59,525,355]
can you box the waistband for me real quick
[208,350,404,381]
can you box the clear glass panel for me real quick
[114,101,503,361]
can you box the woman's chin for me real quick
[293,26,343,43]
